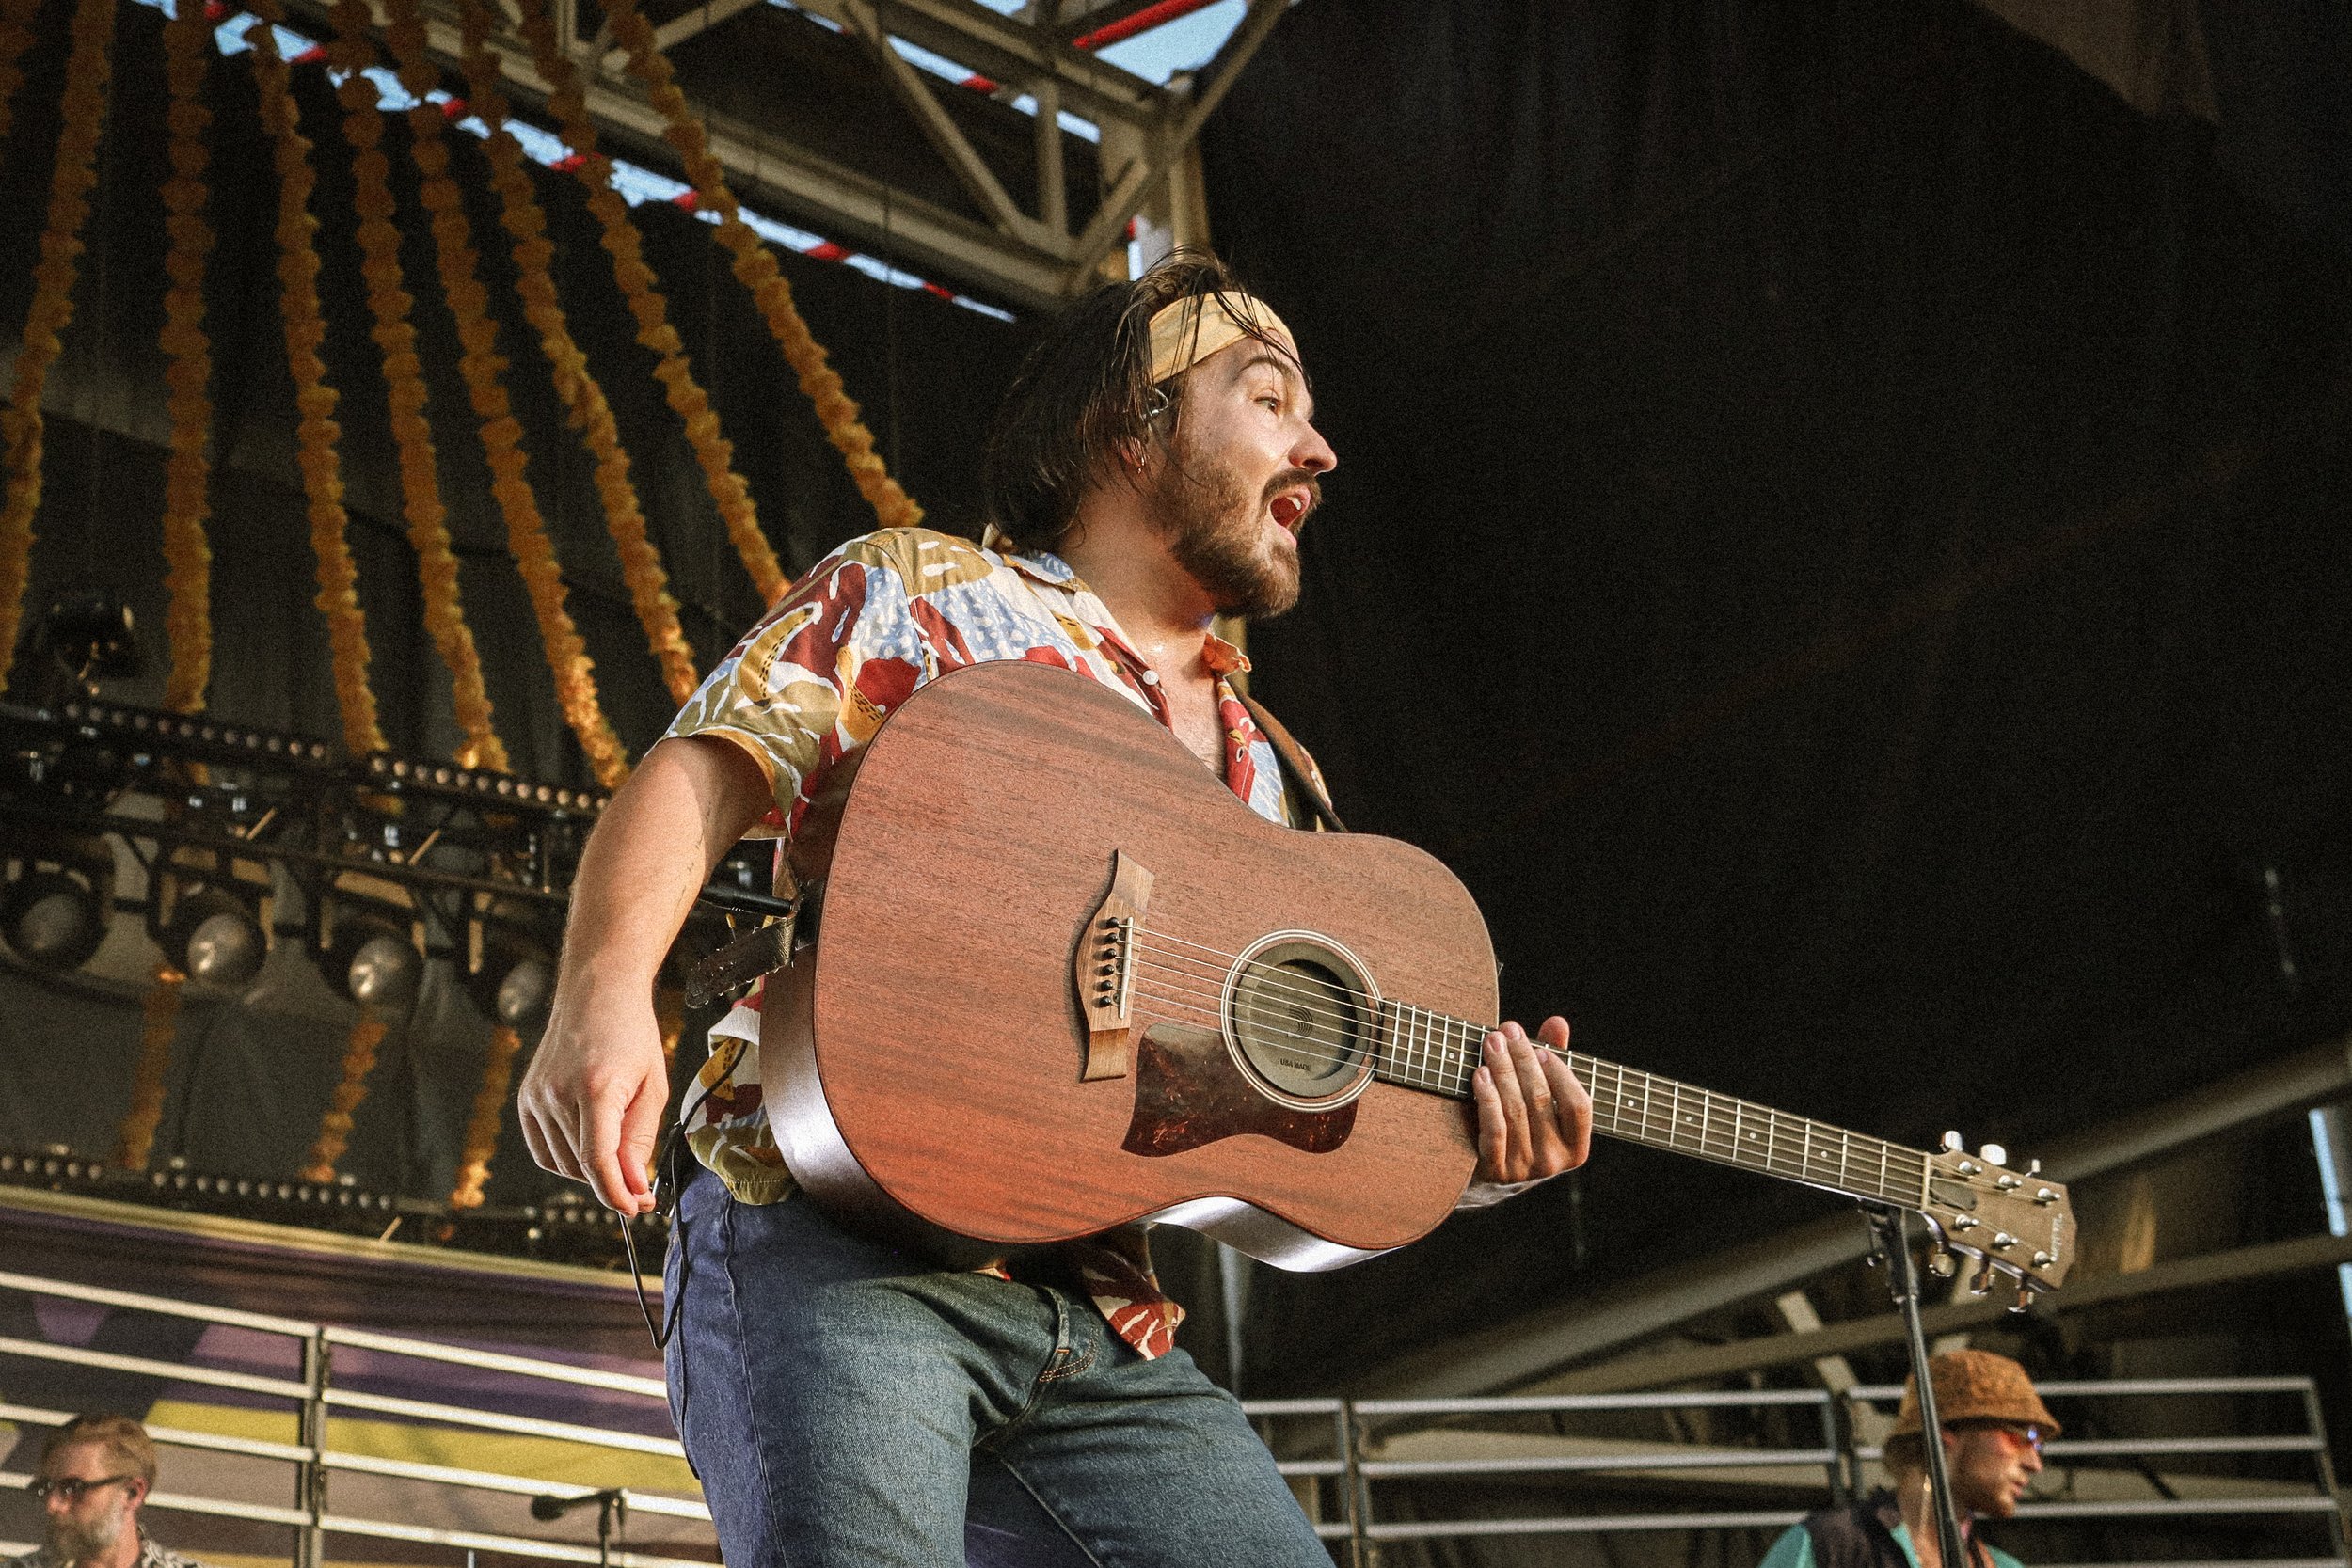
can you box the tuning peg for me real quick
[1969,1259,1995,1296]
[2026,1158,2042,1176]
[2011,1284,2034,1314]
[1979,1143,2008,1167]
[1941,1130,1965,1153]
[1928,1249,1958,1278]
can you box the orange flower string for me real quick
[324,0,507,772]
[512,0,784,605]
[446,1023,523,1209]
[157,0,215,714]
[302,1006,386,1180]
[455,0,697,703]
[375,0,627,787]
[0,0,46,156]
[0,0,117,698]
[245,3,386,756]
[112,963,186,1171]
[604,0,923,538]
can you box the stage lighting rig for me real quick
[0,1146,665,1265]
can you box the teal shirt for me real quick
[1759,1518,2025,1568]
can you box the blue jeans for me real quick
[663,1166,1333,1567]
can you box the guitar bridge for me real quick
[1074,850,1153,1081]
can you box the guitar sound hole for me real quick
[1228,941,1374,1106]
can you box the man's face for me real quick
[1944,1420,2043,1519]
[39,1441,142,1561]
[1141,336,1337,619]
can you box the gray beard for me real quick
[50,1501,128,1564]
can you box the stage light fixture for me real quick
[159,883,268,989]
[469,940,554,1028]
[320,889,425,1011]
[466,905,558,1028]
[0,865,109,973]
[37,590,142,697]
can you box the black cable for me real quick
[618,1073,716,1350]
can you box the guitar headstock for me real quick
[1919,1134,2074,1304]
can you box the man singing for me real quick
[519,251,1593,1565]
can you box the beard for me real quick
[49,1498,129,1563]
[1144,454,1314,620]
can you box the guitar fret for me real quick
[1379,1017,1931,1212]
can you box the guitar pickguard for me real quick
[1122,1023,1358,1157]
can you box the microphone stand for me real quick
[1866,1205,1970,1568]
[530,1487,628,1568]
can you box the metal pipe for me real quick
[326,1326,670,1398]
[323,1389,688,1457]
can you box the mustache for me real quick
[1262,469,1323,518]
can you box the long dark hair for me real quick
[980,249,1290,553]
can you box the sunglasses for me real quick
[30,1475,137,1503]
[1950,1418,2046,1455]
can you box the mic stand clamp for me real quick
[1864,1204,1971,1568]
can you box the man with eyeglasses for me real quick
[8,1415,203,1568]
[1760,1350,2057,1568]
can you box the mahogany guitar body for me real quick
[758,659,1498,1272]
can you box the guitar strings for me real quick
[1114,966,1932,1194]
[1129,937,1927,1183]
[1119,935,1935,1191]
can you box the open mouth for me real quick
[1269,490,1310,531]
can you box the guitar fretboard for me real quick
[1375,1002,1932,1209]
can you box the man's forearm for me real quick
[556,735,772,996]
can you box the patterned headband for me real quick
[1146,291,1297,386]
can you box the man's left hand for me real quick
[1471,1016,1592,1185]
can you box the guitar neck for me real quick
[1376,1002,1932,1210]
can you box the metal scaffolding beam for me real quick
[387,0,1288,308]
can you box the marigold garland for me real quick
[512,0,784,605]
[302,1005,386,1181]
[0,0,46,158]
[245,3,387,756]
[446,1022,522,1209]
[324,0,508,772]
[374,0,627,787]
[455,0,697,703]
[0,0,116,699]
[603,0,923,539]
[112,964,186,1171]
[157,0,215,715]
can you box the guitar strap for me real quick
[1237,692,1348,835]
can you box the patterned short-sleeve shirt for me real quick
[663,527,1323,1358]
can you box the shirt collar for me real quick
[1002,548,1254,677]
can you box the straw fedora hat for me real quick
[1889,1350,2061,1440]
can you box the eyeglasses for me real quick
[30,1475,136,1503]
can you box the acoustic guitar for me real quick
[755,660,2074,1299]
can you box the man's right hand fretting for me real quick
[518,989,669,1216]
[515,735,773,1218]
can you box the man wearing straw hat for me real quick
[520,249,1593,1566]
[1761,1350,2057,1568]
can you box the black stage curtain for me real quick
[1203,0,2352,1394]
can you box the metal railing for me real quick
[4,1265,2346,1566]
[0,1268,712,1568]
